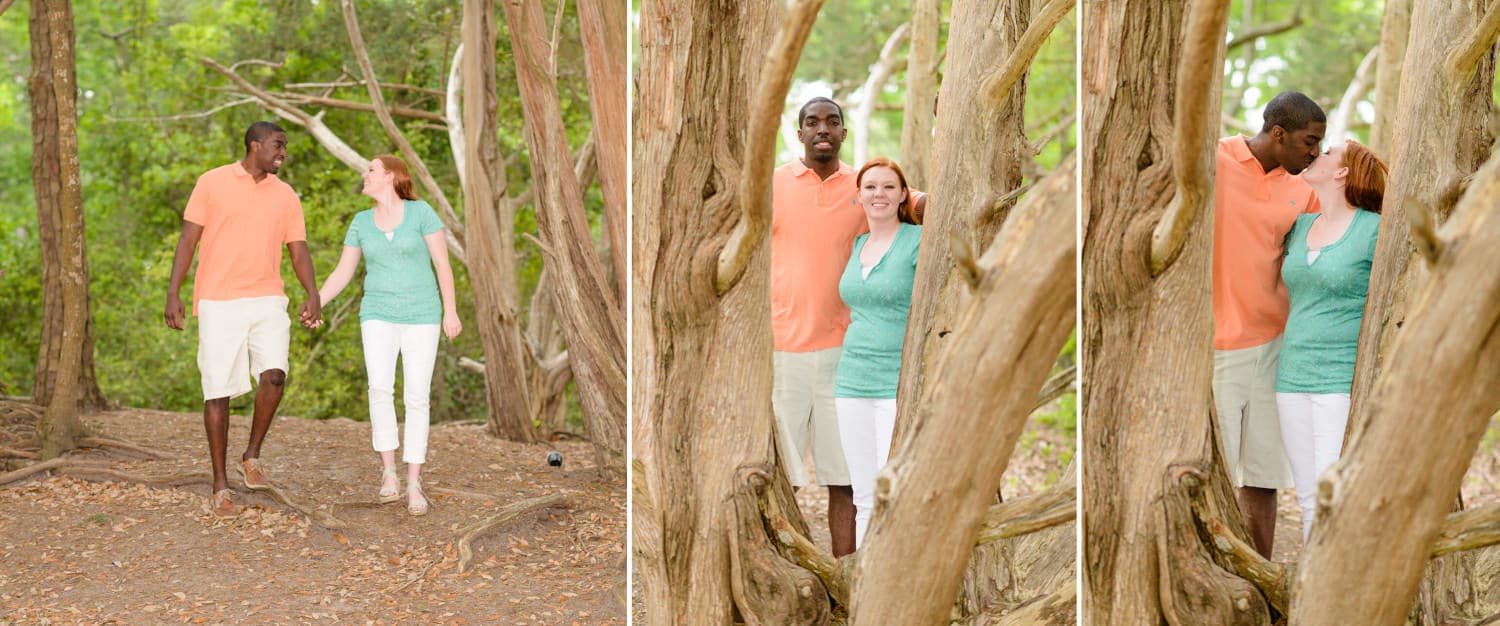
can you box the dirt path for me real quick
[0,402,624,624]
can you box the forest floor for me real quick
[0,400,624,625]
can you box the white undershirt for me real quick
[1306,249,1320,264]
[861,265,874,279]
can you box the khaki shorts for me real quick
[1213,336,1294,489]
[773,348,850,487]
[197,296,290,400]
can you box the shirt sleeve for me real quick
[182,174,211,226]
[343,213,361,248]
[283,192,307,243]
[419,201,444,236]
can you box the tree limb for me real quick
[715,0,825,295]
[340,0,466,243]
[1032,364,1076,413]
[974,481,1076,544]
[1191,488,1293,614]
[979,0,1074,107]
[1150,0,1229,276]
[0,0,15,18]
[852,22,910,165]
[1226,1,1304,51]
[456,493,571,572]
[1326,46,1377,141]
[1444,0,1500,87]
[284,79,446,97]
[767,513,850,609]
[104,98,257,123]
[1432,501,1500,557]
[271,91,446,123]
[446,44,468,194]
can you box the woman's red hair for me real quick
[374,154,417,201]
[1340,141,1386,214]
[856,157,918,225]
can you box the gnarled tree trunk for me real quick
[1369,0,1411,155]
[30,0,106,414]
[899,0,941,190]
[500,0,626,478]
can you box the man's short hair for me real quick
[244,121,286,152]
[1260,92,1325,134]
[797,97,845,128]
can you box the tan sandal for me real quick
[239,458,270,491]
[377,466,401,504]
[210,489,240,518]
[408,477,431,517]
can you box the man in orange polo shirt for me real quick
[163,122,322,518]
[1214,92,1323,558]
[772,97,859,556]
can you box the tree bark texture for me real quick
[30,0,95,457]
[1289,140,1500,626]
[577,0,628,305]
[1346,0,1495,435]
[1083,1,1265,623]
[460,0,543,444]
[958,463,1077,621]
[501,0,626,478]
[900,0,942,191]
[849,159,1075,625]
[632,0,834,621]
[30,0,106,414]
[891,0,1033,448]
[1370,0,1411,156]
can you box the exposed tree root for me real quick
[766,513,850,608]
[50,465,346,529]
[976,481,1076,544]
[728,466,831,625]
[77,436,177,460]
[990,574,1077,625]
[456,493,571,573]
[429,486,504,501]
[1192,498,1293,614]
[0,457,76,485]
[0,446,39,460]
[1160,466,1269,624]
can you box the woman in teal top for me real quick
[1277,139,1386,539]
[318,155,462,516]
[835,156,922,548]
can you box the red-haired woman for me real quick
[1278,139,1386,539]
[835,156,922,548]
[318,155,462,516]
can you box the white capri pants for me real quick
[361,320,441,464]
[1276,392,1351,540]
[836,397,897,548]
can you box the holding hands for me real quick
[299,296,323,329]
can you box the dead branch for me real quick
[975,481,1076,544]
[1032,364,1077,413]
[446,43,467,194]
[104,98,257,123]
[1432,502,1500,557]
[715,0,825,295]
[1226,1,1304,51]
[229,58,283,72]
[1327,46,1377,141]
[1186,469,1292,614]
[1445,1,1500,86]
[284,79,446,97]
[1150,0,1229,276]
[339,0,467,245]
[852,22,910,164]
[456,356,487,374]
[767,513,850,608]
[77,436,176,460]
[270,91,446,123]
[979,0,1074,107]
[456,493,571,573]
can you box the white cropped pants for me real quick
[361,320,441,464]
[836,397,897,548]
[1275,392,1351,540]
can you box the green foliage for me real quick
[1,0,597,429]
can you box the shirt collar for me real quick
[792,157,851,179]
[231,161,279,184]
[1226,135,1287,177]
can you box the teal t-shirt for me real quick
[342,199,445,324]
[1276,209,1380,393]
[835,223,921,398]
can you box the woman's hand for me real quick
[443,310,462,340]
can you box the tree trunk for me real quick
[957,462,1077,622]
[577,0,628,306]
[30,0,106,414]
[1289,139,1500,626]
[29,0,93,457]
[1370,0,1411,156]
[851,23,908,167]
[849,159,1076,625]
[501,0,626,479]
[460,0,542,444]
[1083,1,1262,622]
[633,0,838,621]
[891,0,1033,448]
[899,0,941,191]
[1346,0,1495,432]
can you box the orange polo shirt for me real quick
[1213,136,1318,350]
[183,162,307,314]
[771,158,865,352]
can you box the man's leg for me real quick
[204,397,232,493]
[828,485,855,557]
[243,368,285,463]
[1238,486,1277,558]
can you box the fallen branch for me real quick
[767,513,850,608]
[456,493,571,573]
[975,481,1076,544]
[78,436,177,460]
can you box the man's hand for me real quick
[299,296,323,329]
[164,294,187,330]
